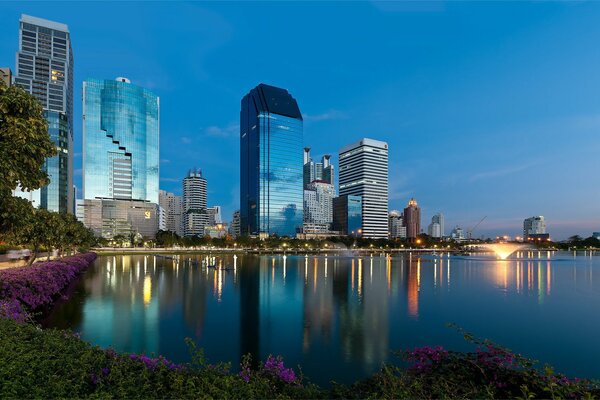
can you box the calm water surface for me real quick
[45,252,600,385]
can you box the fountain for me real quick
[477,243,532,260]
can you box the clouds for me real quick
[468,162,538,183]
[302,110,347,123]
[180,136,192,144]
[204,122,239,138]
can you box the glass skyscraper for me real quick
[13,15,74,213]
[240,83,303,237]
[83,77,159,204]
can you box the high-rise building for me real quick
[159,190,183,236]
[333,195,362,236]
[428,213,444,238]
[303,181,336,230]
[451,226,465,241]
[389,210,406,239]
[14,15,74,213]
[83,77,159,204]
[523,216,548,241]
[240,83,303,237]
[403,198,421,239]
[206,206,222,226]
[183,169,208,237]
[230,210,241,238]
[303,147,334,188]
[338,138,388,239]
[0,67,11,86]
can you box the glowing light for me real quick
[143,276,152,306]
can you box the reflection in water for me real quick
[43,252,600,386]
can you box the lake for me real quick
[44,251,600,386]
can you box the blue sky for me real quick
[1,1,599,240]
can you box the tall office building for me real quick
[0,67,11,86]
[523,216,548,241]
[303,147,334,187]
[206,206,222,226]
[338,138,388,239]
[389,210,407,239]
[428,213,444,238]
[403,198,421,239]
[14,15,74,213]
[230,210,241,238]
[159,190,183,236]
[332,195,362,236]
[83,77,159,204]
[240,83,303,237]
[183,169,209,237]
[303,181,336,230]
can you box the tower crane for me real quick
[467,216,487,240]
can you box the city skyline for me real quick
[1,3,600,239]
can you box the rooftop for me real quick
[20,14,69,33]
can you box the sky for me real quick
[1,1,599,240]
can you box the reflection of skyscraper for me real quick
[339,138,389,238]
[14,15,74,213]
[406,257,421,318]
[239,255,260,365]
[240,84,304,237]
[403,198,421,239]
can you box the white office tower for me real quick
[523,216,546,238]
[159,190,184,236]
[389,210,406,239]
[428,213,444,238]
[339,138,389,239]
[303,181,336,230]
[183,169,209,237]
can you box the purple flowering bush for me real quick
[0,252,97,321]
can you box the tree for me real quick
[0,80,56,197]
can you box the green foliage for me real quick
[0,80,56,197]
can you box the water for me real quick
[44,251,600,386]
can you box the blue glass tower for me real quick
[83,77,159,204]
[240,84,303,237]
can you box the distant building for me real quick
[79,198,158,239]
[0,67,11,86]
[183,169,208,237]
[240,83,303,237]
[14,15,74,214]
[206,206,222,226]
[158,206,167,231]
[403,198,421,239]
[204,223,228,239]
[304,181,335,228]
[303,148,334,187]
[451,226,465,241]
[427,213,444,239]
[389,210,406,239]
[333,195,362,236]
[523,216,547,240]
[339,138,388,239]
[159,190,183,236]
[593,232,600,240]
[229,210,241,238]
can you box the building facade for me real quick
[428,213,444,238]
[230,210,241,238]
[338,138,388,239]
[303,181,335,228]
[333,195,362,236]
[403,198,421,239]
[0,67,11,86]
[303,148,334,188]
[183,169,208,237]
[83,77,159,204]
[79,198,158,239]
[451,226,465,241]
[14,15,74,213]
[523,216,548,241]
[389,210,407,239]
[240,83,303,237]
[158,190,183,236]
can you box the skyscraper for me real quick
[403,198,421,239]
[303,148,334,187]
[333,195,362,236]
[183,169,208,237]
[230,210,241,238]
[14,15,74,213]
[303,181,336,230]
[83,77,159,204]
[159,190,183,236]
[338,138,388,239]
[389,210,407,239]
[240,83,303,237]
[428,213,444,238]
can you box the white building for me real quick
[159,190,183,236]
[428,213,444,238]
[451,226,465,241]
[339,138,388,239]
[389,210,406,239]
[523,216,546,239]
[207,206,222,225]
[183,169,209,237]
[303,181,335,229]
